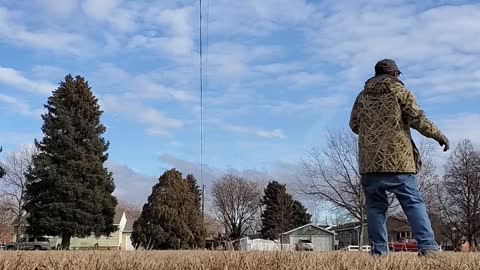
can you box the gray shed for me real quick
[282,224,336,251]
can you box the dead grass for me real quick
[0,251,479,270]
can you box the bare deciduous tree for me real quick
[211,174,261,241]
[0,145,36,241]
[0,198,14,244]
[116,200,142,222]
[438,139,480,252]
[416,139,441,213]
[298,129,367,248]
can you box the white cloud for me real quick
[0,66,56,96]
[107,161,156,205]
[208,0,315,36]
[223,123,286,139]
[0,94,43,118]
[439,114,480,145]
[304,1,480,101]
[31,65,65,81]
[82,0,136,32]
[95,64,195,103]
[0,132,39,150]
[261,95,348,115]
[101,94,184,137]
[206,42,283,80]
[128,6,194,57]
[286,71,330,87]
[34,0,78,17]
[0,7,91,54]
[254,63,300,74]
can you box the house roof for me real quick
[331,221,365,232]
[331,216,409,232]
[282,223,336,235]
[124,219,134,233]
[113,211,124,225]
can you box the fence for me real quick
[342,245,371,252]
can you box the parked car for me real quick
[5,237,50,250]
[296,239,314,251]
[388,237,417,252]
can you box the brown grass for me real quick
[1,251,479,270]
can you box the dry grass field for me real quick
[1,251,479,270]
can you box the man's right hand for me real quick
[439,136,450,152]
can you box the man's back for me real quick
[350,74,447,175]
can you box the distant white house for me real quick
[18,211,136,250]
[67,211,135,250]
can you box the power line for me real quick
[199,0,210,218]
[200,0,211,218]
[199,0,204,217]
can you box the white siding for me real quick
[311,235,333,251]
[124,233,135,251]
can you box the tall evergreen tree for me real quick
[186,174,202,212]
[184,174,206,247]
[0,147,5,179]
[261,181,311,240]
[24,75,117,249]
[132,169,205,249]
[292,200,312,227]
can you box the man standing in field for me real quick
[349,59,449,256]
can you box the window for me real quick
[36,237,48,242]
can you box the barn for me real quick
[281,224,336,251]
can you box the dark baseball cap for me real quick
[375,59,402,75]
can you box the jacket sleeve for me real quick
[349,95,359,134]
[396,84,446,142]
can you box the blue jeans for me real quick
[361,173,440,255]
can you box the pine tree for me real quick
[185,174,206,247]
[131,169,205,249]
[186,174,202,212]
[24,75,117,249]
[260,181,311,240]
[0,147,5,179]
[292,200,312,227]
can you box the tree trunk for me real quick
[61,233,71,250]
[358,187,365,252]
[14,216,22,243]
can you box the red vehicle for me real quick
[388,238,418,252]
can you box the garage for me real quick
[281,224,336,251]
[311,235,333,251]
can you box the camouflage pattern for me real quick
[349,74,447,174]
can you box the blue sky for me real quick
[1,0,480,208]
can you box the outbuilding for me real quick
[281,223,336,251]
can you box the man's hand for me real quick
[439,136,450,152]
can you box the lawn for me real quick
[1,251,479,270]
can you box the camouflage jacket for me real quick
[349,74,447,174]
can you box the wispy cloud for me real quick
[439,113,480,145]
[0,7,91,54]
[0,66,56,96]
[107,161,156,205]
[101,94,184,137]
[82,0,137,32]
[261,95,348,114]
[96,64,196,103]
[223,123,286,139]
[303,1,480,101]
[0,94,43,118]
